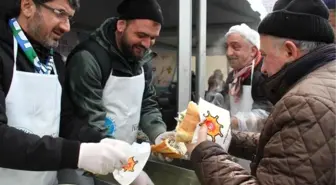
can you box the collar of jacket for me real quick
[0,16,56,62]
[263,44,336,105]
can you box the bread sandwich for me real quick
[151,138,187,159]
[175,101,201,143]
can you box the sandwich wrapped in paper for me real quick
[151,138,187,159]
[192,98,232,151]
[151,101,199,159]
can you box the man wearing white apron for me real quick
[220,24,272,171]
[0,0,131,184]
[63,0,173,184]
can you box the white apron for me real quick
[229,60,255,172]
[93,68,146,185]
[0,37,62,185]
[59,69,145,185]
[102,68,145,144]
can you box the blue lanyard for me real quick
[9,18,54,74]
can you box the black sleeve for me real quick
[221,71,234,110]
[0,56,80,171]
[59,89,104,143]
[55,54,104,143]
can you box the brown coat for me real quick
[191,45,336,185]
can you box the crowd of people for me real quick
[0,0,334,184]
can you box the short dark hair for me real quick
[34,0,80,10]
[3,0,80,20]
[208,75,218,90]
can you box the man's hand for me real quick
[231,117,239,130]
[77,139,130,175]
[152,131,176,162]
[186,124,208,155]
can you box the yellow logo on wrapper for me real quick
[122,157,138,172]
[203,111,224,142]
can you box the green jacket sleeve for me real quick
[65,50,108,136]
[139,62,167,143]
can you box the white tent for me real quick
[72,0,265,51]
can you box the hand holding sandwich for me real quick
[186,124,208,155]
[151,102,201,160]
[152,131,176,162]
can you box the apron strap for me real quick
[13,36,18,71]
[250,58,256,86]
[52,60,58,75]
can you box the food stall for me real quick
[0,0,272,184]
[69,0,265,184]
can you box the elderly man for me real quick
[187,0,336,184]
[220,24,272,171]
[221,24,272,133]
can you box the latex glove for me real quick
[100,138,132,153]
[186,124,208,155]
[131,171,154,185]
[153,131,175,162]
[154,131,176,144]
[77,139,129,175]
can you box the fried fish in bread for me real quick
[151,138,187,159]
[175,101,200,143]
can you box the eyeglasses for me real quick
[35,1,74,24]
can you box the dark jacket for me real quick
[64,18,166,142]
[0,16,102,171]
[190,44,336,185]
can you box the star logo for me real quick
[104,117,116,136]
[122,157,138,172]
[203,111,224,142]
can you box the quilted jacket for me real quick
[190,44,336,185]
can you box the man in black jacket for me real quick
[0,0,130,184]
[65,0,169,146]
[65,0,171,153]
[65,0,171,184]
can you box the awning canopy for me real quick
[72,0,263,49]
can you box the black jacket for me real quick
[0,16,102,171]
[64,18,166,142]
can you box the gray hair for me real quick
[276,38,326,53]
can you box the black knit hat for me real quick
[117,0,164,25]
[258,0,335,43]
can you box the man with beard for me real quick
[64,0,172,184]
[221,23,272,133]
[187,0,335,184]
[0,0,131,185]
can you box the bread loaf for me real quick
[175,101,200,143]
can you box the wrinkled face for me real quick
[224,33,258,70]
[116,19,161,60]
[20,0,75,48]
[260,35,303,77]
[329,9,336,37]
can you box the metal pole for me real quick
[177,0,192,112]
[195,0,207,101]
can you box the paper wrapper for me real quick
[192,98,232,151]
[113,142,151,185]
[151,139,187,159]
